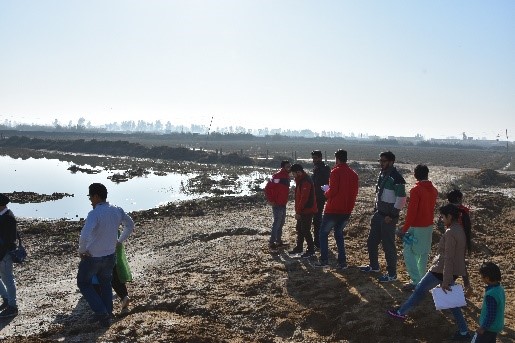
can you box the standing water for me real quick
[1,155,266,220]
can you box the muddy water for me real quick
[2,155,266,220]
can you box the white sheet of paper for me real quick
[430,284,467,310]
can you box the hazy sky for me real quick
[1,0,513,139]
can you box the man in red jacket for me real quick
[288,163,318,258]
[264,160,291,250]
[398,164,438,291]
[314,150,359,269]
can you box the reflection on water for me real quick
[1,155,265,220]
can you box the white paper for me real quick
[430,284,467,310]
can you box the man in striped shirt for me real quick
[360,151,406,282]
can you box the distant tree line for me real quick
[0,135,258,166]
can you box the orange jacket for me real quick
[323,163,359,214]
[294,172,318,215]
[402,180,438,232]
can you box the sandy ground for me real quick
[0,163,514,343]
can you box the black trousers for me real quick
[111,266,129,299]
[295,214,315,252]
[312,199,326,247]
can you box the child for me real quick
[387,204,471,341]
[472,262,505,343]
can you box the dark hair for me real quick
[311,150,323,158]
[334,149,348,162]
[380,151,395,162]
[447,189,463,204]
[290,163,303,172]
[89,183,108,200]
[280,160,290,168]
[414,164,429,180]
[479,262,502,282]
[459,208,473,254]
[0,194,10,206]
[439,203,460,220]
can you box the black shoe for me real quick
[288,247,303,255]
[92,313,111,328]
[358,265,380,273]
[451,331,471,341]
[378,274,397,282]
[0,306,18,318]
[301,251,315,258]
[313,260,329,268]
[337,263,348,270]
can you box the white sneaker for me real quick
[120,296,130,310]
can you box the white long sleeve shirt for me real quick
[78,202,135,257]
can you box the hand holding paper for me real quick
[430,284,466,310]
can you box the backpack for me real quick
[10,232,27,263]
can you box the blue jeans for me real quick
[367,211,397,276]
[319,213,350,265]
[270,205,286,244]
[0,253,17,307]
[398,271,468,333]
[77,254,116,315]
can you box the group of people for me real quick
[265,149,505,342]
[0,151,506,340]
[0,182,135,328]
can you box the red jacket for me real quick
[264,168,290,206]
[323,163,359,214]
[294,172,318,215]
[402,180,438,232]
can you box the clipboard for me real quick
[430,284,467,310]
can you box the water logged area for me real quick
[1,155,267,220]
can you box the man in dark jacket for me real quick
[311,150,330,249]
[288,164,317,258]
[264,160,291,249]
[0,193,18,318]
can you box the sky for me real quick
[0,0,514,139]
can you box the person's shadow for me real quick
[50,294,110,340]
[275,248,363,339]
[0,316,16,331]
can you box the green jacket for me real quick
[480,284,505,333]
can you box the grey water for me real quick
[1,155,265,220]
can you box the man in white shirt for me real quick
[77,183,134,327]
